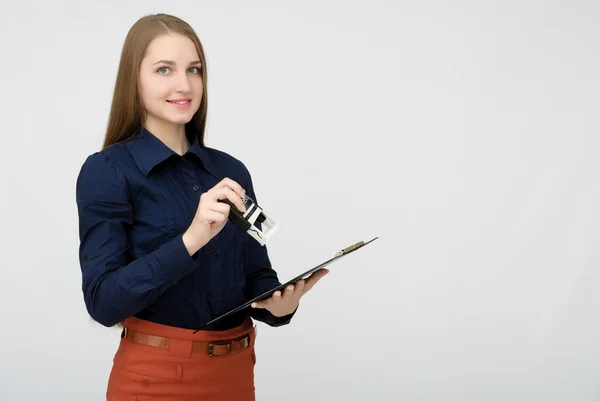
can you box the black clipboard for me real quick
[194,237,378,332]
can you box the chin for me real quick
[167,115,194,125]
[160,109,196,124]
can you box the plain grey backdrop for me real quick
[1,0,599,400]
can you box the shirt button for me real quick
[192,184,199,191]
[179,269,186,276]
[83,254,88,260]
[211,252,219,260]
[213,291,220,297]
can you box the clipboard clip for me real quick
[335,240,366,257]
[335,237,379,257]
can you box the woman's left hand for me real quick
[250,268,329,317]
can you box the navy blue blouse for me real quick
[75,127,295,331]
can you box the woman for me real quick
[75,13,328,401]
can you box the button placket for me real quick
[208,237,223,304]
[178,157,200,192]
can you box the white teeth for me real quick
[169,100,190,104]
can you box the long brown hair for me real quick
[101,14,208,330]
[103,13,208,149]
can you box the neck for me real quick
[144,119,190,156]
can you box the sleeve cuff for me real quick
[154,234,198,283]
[251,305,298,327]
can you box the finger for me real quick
[198,209,227,225]
[281,285,295,302]
[213,187,246,212]
[205,201,230,216]
[287,280,304,304]
[251,300,268,309]
[215,177,246,199]
[302,269,329,294]
[252,291,279,309]
[292,280,305,300]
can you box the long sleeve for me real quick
[241,165,297,327]
[75,153,198,327]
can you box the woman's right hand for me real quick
[182,178,247,255]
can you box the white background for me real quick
[1,1,599,400]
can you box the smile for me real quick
[167,99,192,109]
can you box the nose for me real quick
[175,71,192,93]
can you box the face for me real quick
[138,33,203,130]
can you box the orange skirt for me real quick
[106,316,257,401]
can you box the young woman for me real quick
[75,13,328,401]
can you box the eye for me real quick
[188,67,201,74]
[157,66,171,74]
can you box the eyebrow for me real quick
[153,60,202,66]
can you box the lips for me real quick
[167,98,192,104]
[166,98,193,109]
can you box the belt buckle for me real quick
[207,339,232,357]
[207,333,250,357]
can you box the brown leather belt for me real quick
[123,327,253,357]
